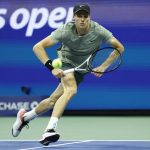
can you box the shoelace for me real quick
[18,121,29,131]
[46,129,55,133]
[25,123,29,129]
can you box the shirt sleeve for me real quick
[96,23,113,43]
[49,25,64,43]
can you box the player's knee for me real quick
[49,101,55,107]
[47,97,58,107]
[48,93,63,107]
[65,87,77,97]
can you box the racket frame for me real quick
[63,47,122,74]
[88,47,122,73]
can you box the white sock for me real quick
[45,117,58,131]
[23,109,38,122]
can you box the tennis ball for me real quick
[52,58,62,69]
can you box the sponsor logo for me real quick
[0,101,39,111]
[0,7,73,37]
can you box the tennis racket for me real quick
[63,47,122,74]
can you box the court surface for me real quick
[1,140,150,150]
[1,116,150,149]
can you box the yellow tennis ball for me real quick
[52,59,62,69]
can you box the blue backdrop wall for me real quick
[0,0,150,114]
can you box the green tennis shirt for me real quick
[49,21,113,67]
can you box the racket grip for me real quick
[63,68,75,74]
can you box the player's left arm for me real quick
[101,37,124,68]
[107,37,124,54]
[92,37,124,77]
[102,37,124,66]
[102,37,124,68]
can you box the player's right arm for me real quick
[33,36,64,78]
[33,36,56,64]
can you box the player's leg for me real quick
[12,83,64,137]
[40,73,77,145]
[50,73,77,118]
[31,83,64,115]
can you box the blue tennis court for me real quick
[1,140,150,150]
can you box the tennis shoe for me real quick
[39,129,60,146]
[12,108,29,137]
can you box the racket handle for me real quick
[63,68,75,74]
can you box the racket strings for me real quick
[89,48,122,73]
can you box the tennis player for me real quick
[12,3,124,145]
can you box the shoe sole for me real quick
[39,133,60,146]
[12,128,17,137]
[12,109,26,137]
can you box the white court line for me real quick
[1,139,150,142]
[18,140,93,150]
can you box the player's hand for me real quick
[52,68,65,78]
[91,66,105,77]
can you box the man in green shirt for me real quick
[12,3,124,146]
